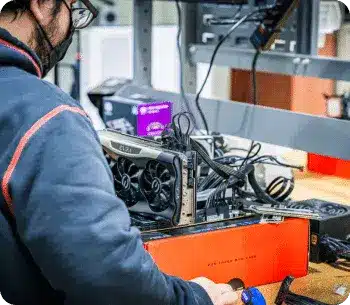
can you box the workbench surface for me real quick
[259,173,350,304]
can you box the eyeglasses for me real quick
[70,0,99,29]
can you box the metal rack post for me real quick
[296,0,320,55]
[133,0,153,86]
[180,2,197,94]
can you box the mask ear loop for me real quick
[28,3,56,51]
[30,0,74,75]
[31,0,73,52]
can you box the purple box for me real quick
[137,102,173,137]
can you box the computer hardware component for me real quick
[80,26,181,130]
[195,203,253,223]
[87,78,132,120]
[318,235,349,268]
[98,129,197,230]
[190,135,215,179]
[88,78,164,135]
[246,205,320,220]
[288,199,350,263]
[197,1,298,53]
[191,135,215,159]
[260,215,284,224]
[143,218,309,288]
[250,0,300,51]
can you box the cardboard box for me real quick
[143,218,309,288]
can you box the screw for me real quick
[189,46,197,53]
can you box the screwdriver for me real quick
[241,287,266,305]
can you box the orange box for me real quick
[143,218,309,288]
[308,153,350,179]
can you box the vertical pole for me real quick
[133,0,153,86]
[180,2,197,94]
[296,0,319,55]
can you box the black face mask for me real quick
[34,2,75,78]
[43,23,74,78]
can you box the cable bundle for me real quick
[205,180,230,208]
[161,112,195,152]
[172,3,302,210]
[200,145,300,205]
[320,235,350,270]
[266,177,295,202]
[163,112,301,209]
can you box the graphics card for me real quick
[288,199,350,263]
[98,129,197,231]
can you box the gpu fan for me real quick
[111,157,142,207]
[98,129,197,230]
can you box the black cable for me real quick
[198,171,222,191]
[164,112,249,182]
[251,155,304,171]
[252,49,261,107]
[228,147,250,153]
[240,142,261,169]
[266,177,287,197]
[321,236,350,254]
[275,178,295,202]
[246,165,286,206]
[320,235,350,266]
[240,49,261,167]
[266,176,295,202]
[164,111,196,151]
[213,151,298,203]
[194,6,270,135]
[175,0,199,129]
[236,188,257,200]
[190,138,246,179]
[206,179,231,208]
[215,159,302,171]
[214,153,303,172]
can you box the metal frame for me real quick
[133,0,153,86]
[132,0,350,160]
[116,85,350,161]
[179,2,197,94]
[189,45,350,82]
[296,0,320,55]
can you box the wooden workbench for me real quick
[258,173,350,304]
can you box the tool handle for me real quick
[242,288,266,305]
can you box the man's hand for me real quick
[191,277,240,305]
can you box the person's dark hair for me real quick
[2,0,63,18]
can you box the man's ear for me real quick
[29,0,56,26]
